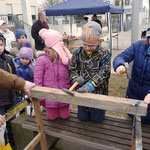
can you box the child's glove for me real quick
[77,83,95,93]
[73,76,85,87]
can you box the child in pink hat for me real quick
[34,29,72,120]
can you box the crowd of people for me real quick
[0,10,150,149]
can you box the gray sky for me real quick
[37,0,45,5]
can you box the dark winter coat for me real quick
[113,40,150,122]
[0,52,16,106]
[31,20,49,50]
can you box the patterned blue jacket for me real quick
[14,57,34,103]
[14,57,34,82]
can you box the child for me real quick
[10,29,35,58]
[14,46,34,104]
[69,21,111,123]
[0,20,16,53]
[34,28,72,120]
[0,33,16,148]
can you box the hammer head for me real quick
[124,63,131,79]
[62,88,75,96]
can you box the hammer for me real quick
[62,81,78,96]
[120,62,131,79]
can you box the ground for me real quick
[107,73,128,118]
[109,73,128,97]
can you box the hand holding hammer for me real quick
[62,81,78,96]
[116,63,130,79]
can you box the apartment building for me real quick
[105,0,148,31]
[0,0,38,25]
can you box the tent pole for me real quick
[120,13,123,49]
[107,12,112,54]
[69,15,73,36]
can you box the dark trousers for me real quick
[0,105,15,148]
[78,106,106,123]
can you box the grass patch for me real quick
[109,74,128,97]
[107,73,128,118]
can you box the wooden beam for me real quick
[32,98,48,150]
[135,116,142,150]
[5,100,29,121]
[24,133,42,150]
[31,86,147,116]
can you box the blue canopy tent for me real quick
[45,0,124,53]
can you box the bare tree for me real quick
[39,0,66,9]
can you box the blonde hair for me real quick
[48,48,59,63]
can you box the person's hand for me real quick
[77,84,92,93]
[73,76,85,87]
[116,65,126,75]
[144,93,150,104]
[24,81,35,96]
[0,115,5,128]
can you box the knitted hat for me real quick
[146,27,150,38]
[0,20,6,26]
[19,47,33,61]
[15,29,27,40]
[82,21,101,46]
[39,28,72,65]
[23,41,32,48]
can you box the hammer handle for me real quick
[120,70,126,75]
[69,81,78,91]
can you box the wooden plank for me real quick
[135,116,142,150]
[142,124,150,150]
[22,110,133,149]
[41,111,132,135]
[25,116,132,143]
[31,86,147,116]
[32,98,48,150]
[43,109,132,127]
[143,143,150,150]
[23,121,131,150]
[22,110,150,150]
[24,133,42,150]
[41,110,133,134]
[142,126,150,133]
[5,100,29,121]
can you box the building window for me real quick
[125,0,130,6]
[115,0,119,6]
[6,4,13,23]
[31,6,36,22]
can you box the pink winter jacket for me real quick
[34,53,71,108]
